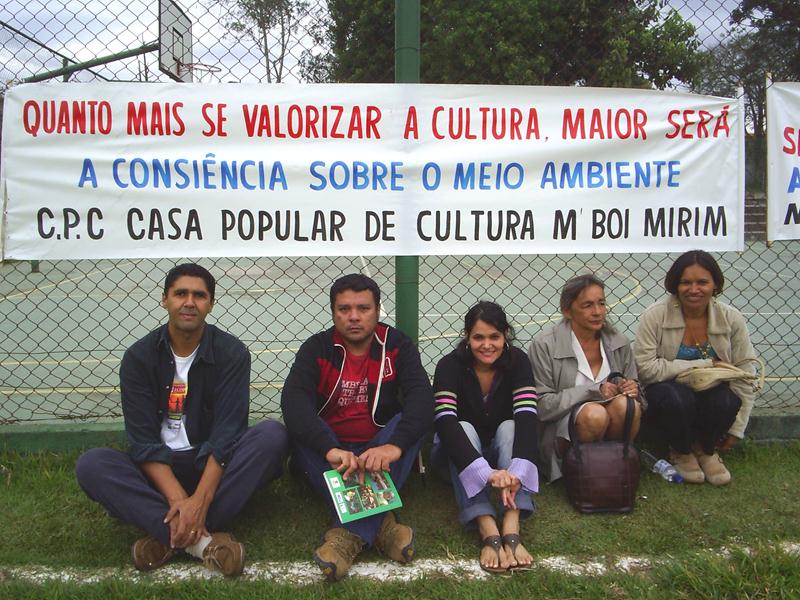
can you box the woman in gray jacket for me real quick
[529,274,641,483]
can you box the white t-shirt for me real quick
[160,345,199,451]
[571,330,610,386]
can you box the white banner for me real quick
[1,83,744,259]
[767,81,800,240]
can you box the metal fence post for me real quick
[394,0,420,343]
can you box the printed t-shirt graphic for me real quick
[160,346,198,451]
[167,382,187,430]
[322,351,379,443]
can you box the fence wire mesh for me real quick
[1,1,797,424]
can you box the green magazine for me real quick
[323,469,403,524]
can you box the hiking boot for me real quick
[132,535,175,571]
[202,532,246,576]
[669,450,704,484]
[313,527,365,582]
[696,451,731,486]
[375,511,415,564]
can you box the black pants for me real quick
[644,381,741,454]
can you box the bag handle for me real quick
[704,357,766,392]
[733,357,766,392]
[601,373,635,454]
[567,394,636,459]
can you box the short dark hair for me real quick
[455,300,515,370]
[163,263,216,302]
[664,250,724,295]
[559,274,605,314]
[330,273,380,310]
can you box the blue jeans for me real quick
[290,413,423,546]
[431,420,534,527]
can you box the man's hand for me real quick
[146,455,221,550]
[325,448,361,480]
[359,444,402,474]
[164,493,210,548]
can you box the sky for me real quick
[0,0,749,87]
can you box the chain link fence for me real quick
[1,1,798,424]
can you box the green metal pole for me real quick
[23,42,158,83]
[395,0,420,344]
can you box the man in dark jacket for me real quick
[76,263,288,576]
[282,273,433,581]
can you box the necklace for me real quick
[683,316,710,359]
[692,340,712,360]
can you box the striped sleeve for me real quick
[434,390,459,421]
[433,353,482,474]
[509,349,541,469]
[513,385,538,416]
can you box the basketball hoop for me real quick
[177,62,222,83]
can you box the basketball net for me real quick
[177,62,222,83]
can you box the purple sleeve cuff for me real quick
[458,457,494,498]
[508,457,539,494]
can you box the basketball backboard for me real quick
[159,0,193,82]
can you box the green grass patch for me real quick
[0,441,798,570]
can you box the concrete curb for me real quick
[3,414,799,452]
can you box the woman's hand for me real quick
[488,469,520,510]
[717,434,738,451]
[500,479,520,510]
[618,378,639,398]
[487,469,515,489]
[599,382,620,399]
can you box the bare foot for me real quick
[503,535,533,568]
[500,510,532,568]
[479,536,511,571]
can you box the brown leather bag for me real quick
[561,396,640,514]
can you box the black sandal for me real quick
[502,533,533,571]
[479,535,509,573]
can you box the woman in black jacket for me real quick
[432,301,539,572]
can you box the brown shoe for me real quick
[313,527,365,582]
[375,512,415,564]
[669,450,704,484]
[202,532,245,576]
[696,452,731,486]
[132,535,175,571]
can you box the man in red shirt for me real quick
[281,274,433,581]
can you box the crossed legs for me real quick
[75,420,288,568]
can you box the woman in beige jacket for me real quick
[635,250,757,486]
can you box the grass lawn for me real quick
[1,440,799,598]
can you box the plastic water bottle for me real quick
[640,450,683,483]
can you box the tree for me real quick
[215,0,308,83]
[692,32,773,190]
[302,0,703,89]
[694,1,800,190]
[732,1,800,79]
